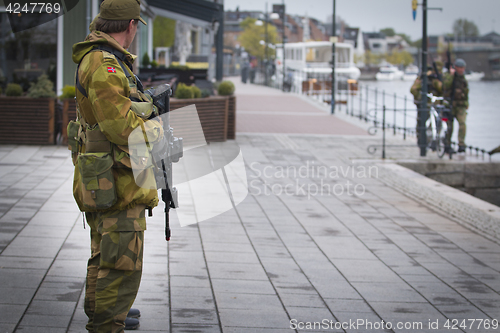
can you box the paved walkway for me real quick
[0,81,499,333]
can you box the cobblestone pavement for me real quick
[0,81,499,333]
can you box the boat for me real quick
[375,65,404,81]
[402,65,419,81]
[465,71,485,81]
[275,41,361,83]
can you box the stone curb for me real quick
[372,162,500,243]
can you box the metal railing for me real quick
[251,69,492,161]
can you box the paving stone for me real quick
[211,278,276,295]
[18,313,72,328]
[0,287,36,305]
[0,268,46,289]
[218,308,290,329]
[352,281,427,303]
[172,323,221,333]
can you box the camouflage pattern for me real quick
[443,73,469,108]
[84,205,145,333]
[444,73,469,146]
[410,70,443,105]
[72,31,159,333]
[76,152,117,211]
[72,31,162,212]
[410,69,443,138]
[446,107,467,147]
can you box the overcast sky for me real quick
[223,0,500,41]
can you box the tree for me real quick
[238,17,278,60]
[364,50,382,66]
[385,50,414,67]
[396,33,413,46]
[153,16,176,48]
[380,28,395,37]
[452,18,479,38]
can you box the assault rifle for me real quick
[146,84,183,241]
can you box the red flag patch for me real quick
[107,67,116,73]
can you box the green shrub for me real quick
[142,53,151,67]
[151,60,158,68]
[6,83,23,96]
[27,74,56,98]
[201,89,211,98]
[217,80,235,96]
[168,64,189,71]
[174,83,194,99]
[59,85,76,99]
[191,85,201,98]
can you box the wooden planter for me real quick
[170,96,235,142]
[0,97,55,145]
[60,96,236,143]
[227,95,236,140]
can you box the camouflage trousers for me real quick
[84,205,146,333]
[446,107,467,147]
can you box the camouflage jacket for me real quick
[72,31,162,215]
[410,71,443,105]
[443,73,469,108]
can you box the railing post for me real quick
[393,92,397,135]
[365,85,369,122]
[359,83,363,120]
[374,88,378,127]
[383,105,386,159]
[351,83,354,116]
[404,95,407,140]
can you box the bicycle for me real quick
[425,93,453,159]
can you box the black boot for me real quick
[127,308,141,318]
[125,317,140,330]
[445,146,455,154]
[458,145,466,153]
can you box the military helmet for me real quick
[455,58,466,68]
[100,0,147,25]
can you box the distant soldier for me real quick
[410,61,443,138]
[443,58,469,153]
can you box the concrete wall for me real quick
[398,161,500,207]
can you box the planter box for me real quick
[60,96,237,144]
[170,96,229,142]
[226,95,236,140]
[0,97,55,145]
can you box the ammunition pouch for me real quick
[75,152,117,211]
[85,125,112,153]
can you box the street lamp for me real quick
[331,0,336,114]
[256,4,280,86]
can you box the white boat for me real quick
[402,65,419,81]
[376,66,404,81]
[275,41,361,83]
[465,71,485,81]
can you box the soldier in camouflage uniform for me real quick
[443,58,469,152]
[410,62,443,138]
[70,0,162,331]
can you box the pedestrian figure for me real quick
[444,58,469,153]
[410,62,443,140]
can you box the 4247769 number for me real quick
[5,2,61,14]
[444,319,498,330]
